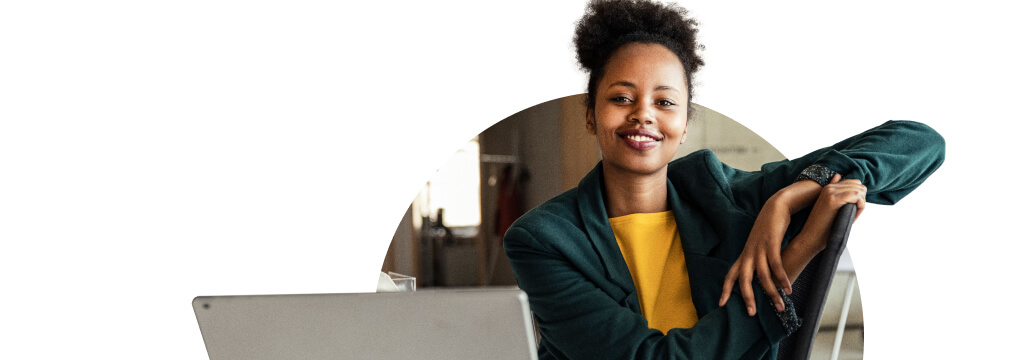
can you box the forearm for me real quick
[766,179,825,219]
[780,232,826,281]
[724,179,828,312]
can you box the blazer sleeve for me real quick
[721,120,946,215]
[505,225,788,360]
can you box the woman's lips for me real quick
[618,129,661,150]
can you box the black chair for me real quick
[775,203,857,360]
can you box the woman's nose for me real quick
[629,103,655,124]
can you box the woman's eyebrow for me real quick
[607,81,637,89]
[606,81,680,94]
[654,85,681,93]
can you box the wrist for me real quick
[795,164,838,187]
[762,195,790,217]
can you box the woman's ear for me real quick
[585,108,596,135]
[680,124,688,144]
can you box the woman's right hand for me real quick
[781,175,867,279]
[803,175,866,247]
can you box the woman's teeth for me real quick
[627,135,655,142]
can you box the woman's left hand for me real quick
[719,195,793,315]
[720,174,867,316]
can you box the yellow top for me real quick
[609,210,699,334]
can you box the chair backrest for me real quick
[775,203,857,360]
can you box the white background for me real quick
[1,0,1020,358]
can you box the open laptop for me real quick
[193,287,538,360]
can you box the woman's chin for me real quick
[604,160,668,177]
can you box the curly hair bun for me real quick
[574,0,704,108]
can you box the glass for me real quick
[387,272,416,292]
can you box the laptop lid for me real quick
[193,288,537,360]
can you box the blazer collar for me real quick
[576,162,636,294]
[576,162,722,295]
[667,177,721,257]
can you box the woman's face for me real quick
[587,42,689,177]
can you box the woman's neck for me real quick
[601,165,670,218]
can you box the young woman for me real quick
[503,1,945,359]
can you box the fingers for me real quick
[830,178,867,221]
[830,173,841,184]
[724,252,790,314]
[855,196,866,221]
[768,249,791,295]
[756,256,784,312]
[848,179,867,221]
[722,258,759,316]
[719,263,739,306]
[739,266,756,316]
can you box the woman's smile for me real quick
[617,128,663,150]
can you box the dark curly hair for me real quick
[574,0,704,120]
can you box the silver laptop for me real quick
[193,288,538,360]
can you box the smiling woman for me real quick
[587,42,691,215]
[501,1,945,360]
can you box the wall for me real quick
[478,97,564,285]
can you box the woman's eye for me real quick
[657,99,676,106]
[610,96,631,103]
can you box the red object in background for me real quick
[494,165,529,243]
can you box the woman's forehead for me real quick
[601,43,687,90]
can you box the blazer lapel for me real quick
[576,163,732,316]
[667,180,720,257]
[667,179,730,317]
[576,162,637,297]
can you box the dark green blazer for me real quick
[504,121,945,360]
